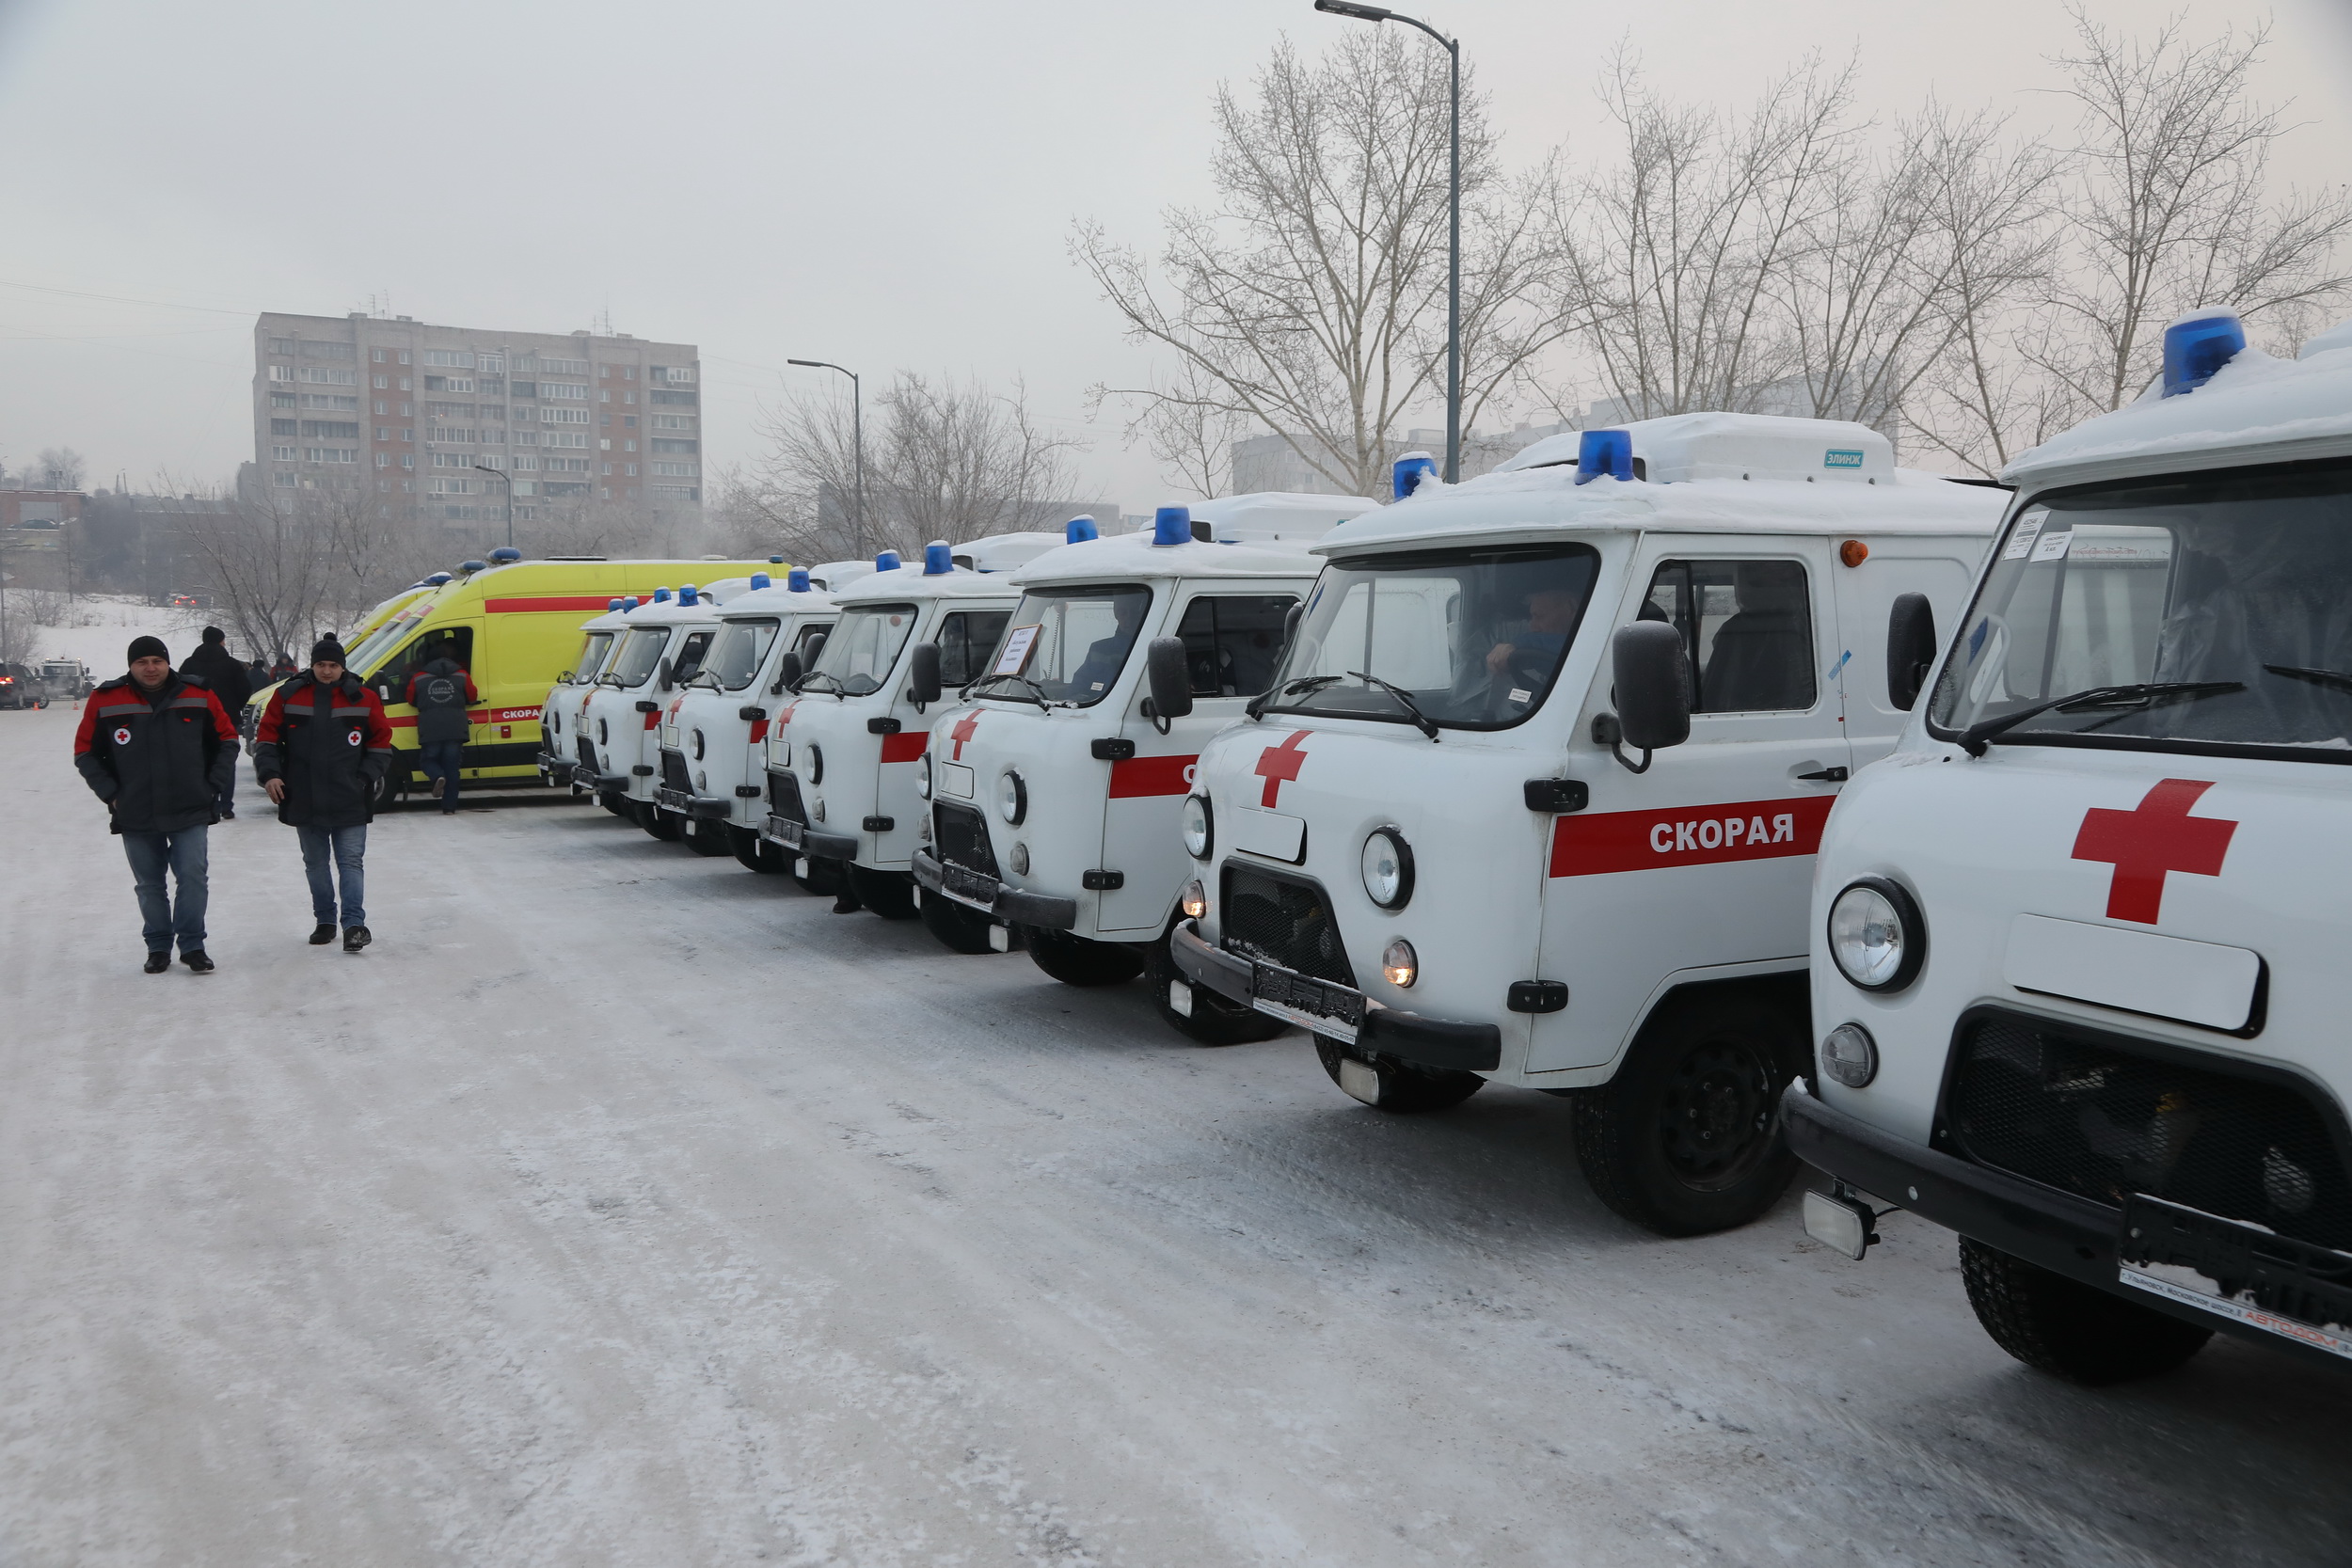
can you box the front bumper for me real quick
[655,786,729,819]
[570,762,629,793]
[763,812,860,861]
[1168,919,1501,1069]
[909,847,1079,929]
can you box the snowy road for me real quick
[4,705,2347,1568]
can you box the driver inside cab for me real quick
[1485,585,1582,678]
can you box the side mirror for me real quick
[656,657,674,692]
[772,650,803,693]
[1886,592,1936,712]
[1142,636,1194,731]
[1607,621,1691,773]
[908,641,942,706]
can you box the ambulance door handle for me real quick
[1793,765,1849,783]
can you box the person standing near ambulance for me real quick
[254,638,392,951]
[404,638,479,815]
[178,626,253,819]
[73,636,239,974]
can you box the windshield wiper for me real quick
[796,669,847,698]
[1344,671,1441,741]
[961,672,1053,710]
[2265,664,2352,695]
[596,672,623,688]
[1956,681,2245,756]
[1247,673,1341,721]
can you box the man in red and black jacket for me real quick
[74,635,239,974]
[254,637,393,953]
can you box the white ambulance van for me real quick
[653,570,841,865]
[1787,312,2352,1381]
[906,498,1376,1043]
[572,584,730,835]
[539,598,632,801]
[759,546,1019,911]
[1169,413,2005,1235]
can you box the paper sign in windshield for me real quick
[2002,508,2050,560]
[993,625,1041,676]
[2030,527,2074,562]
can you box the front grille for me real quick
[1944,1011,2352,1251]
[767,769,807,825]
[576,736,598,772]
[660,748,692,792]
[1220,863,1355,988]
[933,801,998,879]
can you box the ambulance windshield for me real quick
[807,603,916,696]
[1931,457,2352,760]
[985,584,1152,706]
[1265,544,1600,730]
[570,630,614,683]
[701,618,780,690]
[608,626,672,689]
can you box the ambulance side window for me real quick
[1644,560,1815,713]
[669,630,714,683]
[791,622,832,664]
[374,626,474,704]
[934,610,1012,688]
[1174,594,1300,697]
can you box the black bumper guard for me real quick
[1168,919,1500,1069]
[655,786,729,819]
[909,847,1079,929]
[762,812,860,861]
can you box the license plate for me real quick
[2116,1193,2352,1361]
[1249,961,1363,1042]
[939,861,1000,911]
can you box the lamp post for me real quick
[1313,0,1461,483]
[787,358,865,549]
[472,464,513,548]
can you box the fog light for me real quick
[1820,1022,1879,1087]
[1803,1189,1877,1259]
[811,797,826,822]
[1381,937,1418,988]
[916,752,932,799]
[1181,879,1207,920]
[1009,842,1030,875]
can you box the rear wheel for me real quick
[1314,1038,1486,1112]
[1959,1238,2211,1385]
[682,815,731,856]
[848,864,916,919]
[1025,927,1146,987]
[919,890,1001,954]
[1571,988,1804,1236]
[1148,929,1286,1045]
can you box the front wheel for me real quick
[1959,1238,2212,1385]
[1570,988,1803,1236]
[1314,1038,1486,1112]
[918,890,1000,954]
[1148,930,1286,1045]
[1025,927,1146,987]
[848,864,916,919]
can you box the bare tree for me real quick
[162,478,334,664]
[2029,7,2352,417]
[1074,32,1564,498]
[35,447,85,491]
[1093,362,1252,500]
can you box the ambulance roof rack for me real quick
[1491,413,1894,485]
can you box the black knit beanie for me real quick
[201,625,227,644]
[127,635,168,663]
[311,637,347,665]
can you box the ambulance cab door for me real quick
[1829,540,1976,771]
[373,621,480,763]
[1529,538,1845,1072]
[1098,586,1299,935]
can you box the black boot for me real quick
[181,950,215,974]
[310,924,337,945]
[342,925,372,952]
[144,951,170,974]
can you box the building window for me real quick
[650,438,696,453]
[539,356,588,375]
[544,432,589,449]
[372,348,387,363]
[298,393,358,411]
[375,452,389,468]
[477,354,504,373]
[624,439,637,452]
[299,420,360,438]
[301,341,355,360]
[423,350,475,368]
[401,428,414,442]
[513,431,537,447]
[297,367,358,385]
[542,407,590,424]
[601,463,612,476]
[402,479,414,492]
[270,392,295,409]
[373,375,388,389]
[652,484,700,500]
[375,401,388,416]
[423,375,474,393]
[399,403,413,416]
[274,470,297,487]
[599,388,611,403]
[304,447,358,464]
[650,414,692,430]
[399,378,411,391]
[652,461,699,477]
[650,389,695,406]
[625,463,638,476]
[513,455,540,471]
[398,351,410,365]
[598,438,611,451]
[271,419,297,436]
[402,454,414,469]
[624,367,636,381]
[268,364,294,382]
[541,382,589,401]
[271,445,296,461]
[267,337,297,355]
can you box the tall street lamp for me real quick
[473,464,514,548]
[1313,0,1462,483]
[787,358,866,547]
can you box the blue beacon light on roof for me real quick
[1577,429,1634,485]
[1065,515,1100,543]
[749,573,771,590]
[2162,309,2247,398]
[923,540,954,575]
[787,568,811,593]
[653,587,672,603]
[1392,452,1438,499]
[678,584,700,606]
[1152,505,1191,546]
[876,549,902,572]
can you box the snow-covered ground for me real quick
[3,705,2347,1566]
[3,593,208,674]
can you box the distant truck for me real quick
[40,658,90,702]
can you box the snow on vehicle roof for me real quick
[1493,411,1900,484]
[2004,323,2352,491]
[1009,529,1322,585]
[805,560,878,592]
[1186,491,1380,540]
[612,593,729,625]
[713,582,842,616]
[954,532,1067,573]
[832,561,1018,606]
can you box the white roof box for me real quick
[1494,412,1895,484]
[805,560,878,592]
[954,532,1068,573]
[1188,491,1379,542]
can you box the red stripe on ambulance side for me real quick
[880,732,930,764]
[483,595,623,612]
[1549,794,1834,878]
[1107,753,1198,799]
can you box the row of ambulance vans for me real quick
[549,310,2352,1390]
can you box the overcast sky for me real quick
[2,0,2345,513]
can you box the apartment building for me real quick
[252,311,703,528]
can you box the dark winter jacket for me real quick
[253,672,394,829]
[180,641,253,718]
[404,657,480,745]
[73,673,238,834]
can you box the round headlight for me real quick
[1381,937,1418,988]
[1182,794,1213,860]
[1359,826,1414,910]
[1181,879,1207,920]
[1827,877,1926,991]
[808,744,824,786]
[999,769,1027,825]
[1820,1022,1879,1087]
[1009,842,1030,875]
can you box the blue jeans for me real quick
[297,824,367,927]
[122,827,209,955]
[419,740,464,809]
